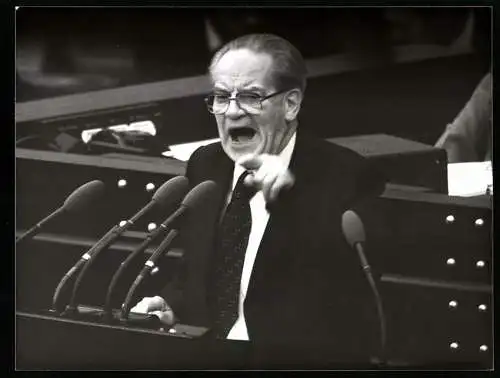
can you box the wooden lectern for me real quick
[16,310,253,370]
[16,310,385,370]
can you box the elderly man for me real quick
[133,34,386,365]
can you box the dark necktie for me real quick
[210,171,255,339]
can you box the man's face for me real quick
[210,48,294,162]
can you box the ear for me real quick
[284,89,303,122]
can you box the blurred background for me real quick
[16,7,491,100]
[15,7,491,151]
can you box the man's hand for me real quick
[237,154,295,203]
[131,296,176,325]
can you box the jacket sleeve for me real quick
[435,73,492,162]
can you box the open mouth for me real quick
[228,127,257,143]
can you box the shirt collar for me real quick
[232,132,297,192]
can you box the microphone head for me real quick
[152,176,190,207]
[341,210,366,248]
[63,180,105,213]
[182,180,218,208]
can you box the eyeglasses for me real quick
[204,89,289,115]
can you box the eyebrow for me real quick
[213,84,230,92]
[213,84,266,94]
[241,85,266,93]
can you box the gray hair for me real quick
[209,33,307,94]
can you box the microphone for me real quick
[52,176,188,314]
[102,178,217,319]
[119,180,218,321]
[16,180,105,246]
[341,210,387,366]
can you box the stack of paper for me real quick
[81,120,157,144]
[447,161,493,197]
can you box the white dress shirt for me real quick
[226,133,296,341]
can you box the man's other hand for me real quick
[131,296,176,325]
[237,153,295,203]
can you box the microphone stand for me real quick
[120,229,179,321]
[102,225,170,322]
[16,208,64,246]
[52,225,120,314]
[103,206,186,321]
[355,242,387,368]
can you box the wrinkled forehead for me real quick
[211,49,276,91]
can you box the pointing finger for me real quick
[253,165,269,184]
[261,173,277,202]
[268,172,295,202]
[268,179,281,203]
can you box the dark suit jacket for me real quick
[160,131,387,366]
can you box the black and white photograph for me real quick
[15,5,493,370]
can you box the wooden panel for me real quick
[358,192,492,285]
[15,148,186,174]
[328,134,448,192]
[16,312,249,370]
[380,282,492,367]
[16,150,184,237]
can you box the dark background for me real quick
[15,7,491,148]
[16,7,491,100]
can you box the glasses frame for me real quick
[204,88,290,115]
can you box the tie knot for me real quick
[232,171,255,201]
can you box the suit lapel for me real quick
[245,134,315,302]
[194,143,234,215]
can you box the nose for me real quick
[225,98,244,118]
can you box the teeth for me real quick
[229,128,256,143]
[236,135,253,142]
[231,134,253,142]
